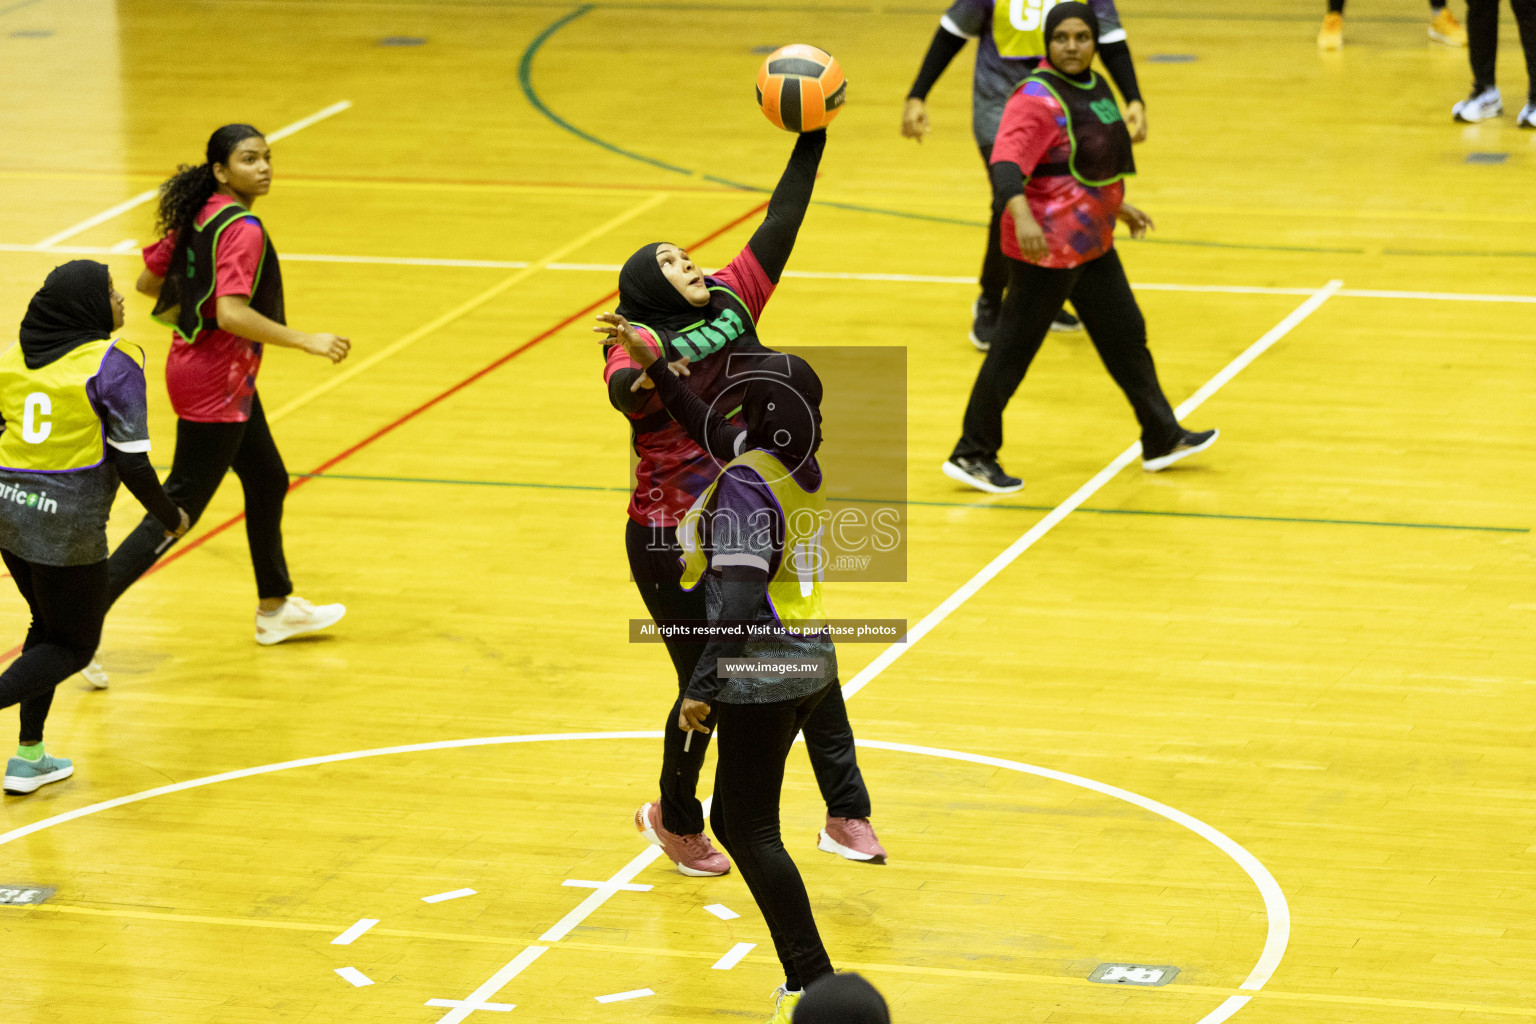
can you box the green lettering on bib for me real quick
[1090,97,1123,124]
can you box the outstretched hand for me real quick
[594,312,691,392]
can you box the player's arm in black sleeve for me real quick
[908,22,968,100]
[1097,40,1142,105]
[607,365,650,414]
[989,160,1027,210]
[645,358,745,458]
[745,129,827,284]
[108,449,182,531]
[684,564,769,704]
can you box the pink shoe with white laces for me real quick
[635,802,731,877]
[818,816,887,864]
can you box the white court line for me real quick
[704,903,740,920]
[426,944,546,1023]
[422,888,477,903]
[330,917,379,945]
[595,988,654,1003]
[538,846,663,942]
[842,279,1344,704]
[562,878,652,891]
[0,732,1288,1023]
[29,100,351,249]
[333,966,374,987]
[855,740,1291,1006]
[712,942,756,970]
[2,241,1529,305]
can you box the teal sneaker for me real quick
[4,753,74,795]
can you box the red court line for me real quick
[1,201,769,665]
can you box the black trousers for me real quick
[953,249,1181,462]
[1467,0,1536,94]
[712,683,837,992]
[1,550,108,744]
[107,393,292,606]
[625,519,871,836]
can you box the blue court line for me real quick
[0,0,46,16]
[516,6,1536,260]
[275,469,1527,535]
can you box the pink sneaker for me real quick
[635,802,731,877]
[818,816,887,864]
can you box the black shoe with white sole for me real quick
[970,295,1001,352]
[1142,428,1219,472]
[1049,309,1082,333]
[942,455,1024,493]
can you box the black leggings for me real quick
[107,393,292,605]
[625,519,871,836]
[1467,0,1536,95]
[953,249,1181,462]
[1,550,108,744]
[712,683,837,992]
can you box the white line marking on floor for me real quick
[703,903,740,920]
[426,944,545,1023]
[333,966,374,987]
[108,238,138,253]
[2,242,1533,305]
[842,281,1343,703]
[854,739,1289,999]
[562,878,652,891]
[595,988,655,1003]
[30,99,351,249]
[539,847,664,942]
[0,732,1285,1024]
[422,888,477,903]
[330,917,379,945]
[712,942,756,970]
[830,284,1339,1014]
[425,998,513,1012]
[264,192,669,425]
[264,99,353,143]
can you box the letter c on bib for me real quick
[21,393,52,444]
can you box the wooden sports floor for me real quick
[2,0,1533,1021]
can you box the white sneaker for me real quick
[81,659,109,690]
[254,596,346,646]
[1518,103,1536,128]
[1452,86,1502,122]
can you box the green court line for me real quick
[516,5,1534,260]
[0,0,46,16]
[278,469,1528,534]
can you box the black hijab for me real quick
[614,242,707,334]
[1043,1,1100,81]
[791,972,889,1024]
[19,260,114,370]
[741,352,823,466]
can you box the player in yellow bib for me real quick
[598,312,875,1023]
[0,262,187,795]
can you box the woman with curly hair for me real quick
[86,124,351,685]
